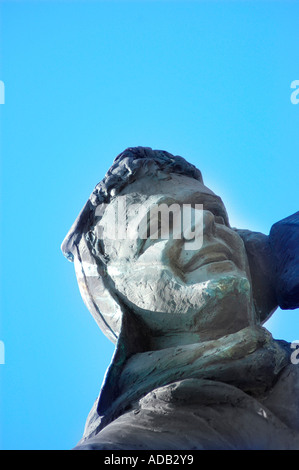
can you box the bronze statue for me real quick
[62,147,299,450]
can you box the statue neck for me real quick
[83,324,289,440]
[118,325,288,402]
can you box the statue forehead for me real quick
[98,173,228,228]
[116,172,216,198]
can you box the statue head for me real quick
[61,147,278,351]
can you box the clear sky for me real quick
[0,0,298,450]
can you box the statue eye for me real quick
[215,215,226,225]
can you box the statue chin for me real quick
[110,269,254,344]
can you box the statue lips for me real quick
[184,243,236,272]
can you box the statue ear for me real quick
[269,211,299,310]
[234,229,278,324]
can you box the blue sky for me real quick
[0,0,298,450]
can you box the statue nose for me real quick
[178,208,215,253]
[202,210,216,239]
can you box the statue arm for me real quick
[269,211,299,310]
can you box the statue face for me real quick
[92,173,255,343]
